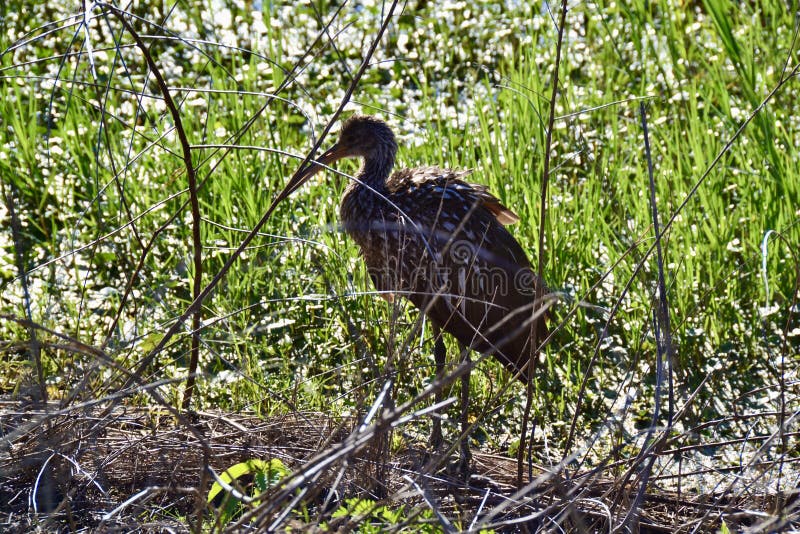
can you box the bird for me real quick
[292,115,549,462]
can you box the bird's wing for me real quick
[382,169,548,379]
[390,167,520,226]
[468,184,520,225]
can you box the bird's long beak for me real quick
[268,142,350,211]
[293,142,349,187]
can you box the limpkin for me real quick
[294,115,549,453]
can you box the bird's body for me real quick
[341,165,547,379]
[299,116,549,381]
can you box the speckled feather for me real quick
[330,117,548,381]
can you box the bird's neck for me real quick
[342,155,392,203]
[356,154,393,192]
[340,154,393,238]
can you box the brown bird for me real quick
[294,115,549,385]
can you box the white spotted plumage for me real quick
[322,116,548,381]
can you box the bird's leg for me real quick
[430,325,446,449]
[458,343,472,479]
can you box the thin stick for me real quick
[99,5,203,412]
[1,183,46,403]
[518,0,568,488]
[617,101,674,532]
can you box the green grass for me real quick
[1,0,798,528]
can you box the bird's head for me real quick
[292,115,398,188]
[333,115,398,160]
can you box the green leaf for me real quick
[207,458,289,505]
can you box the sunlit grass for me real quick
[0,0,797,496]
